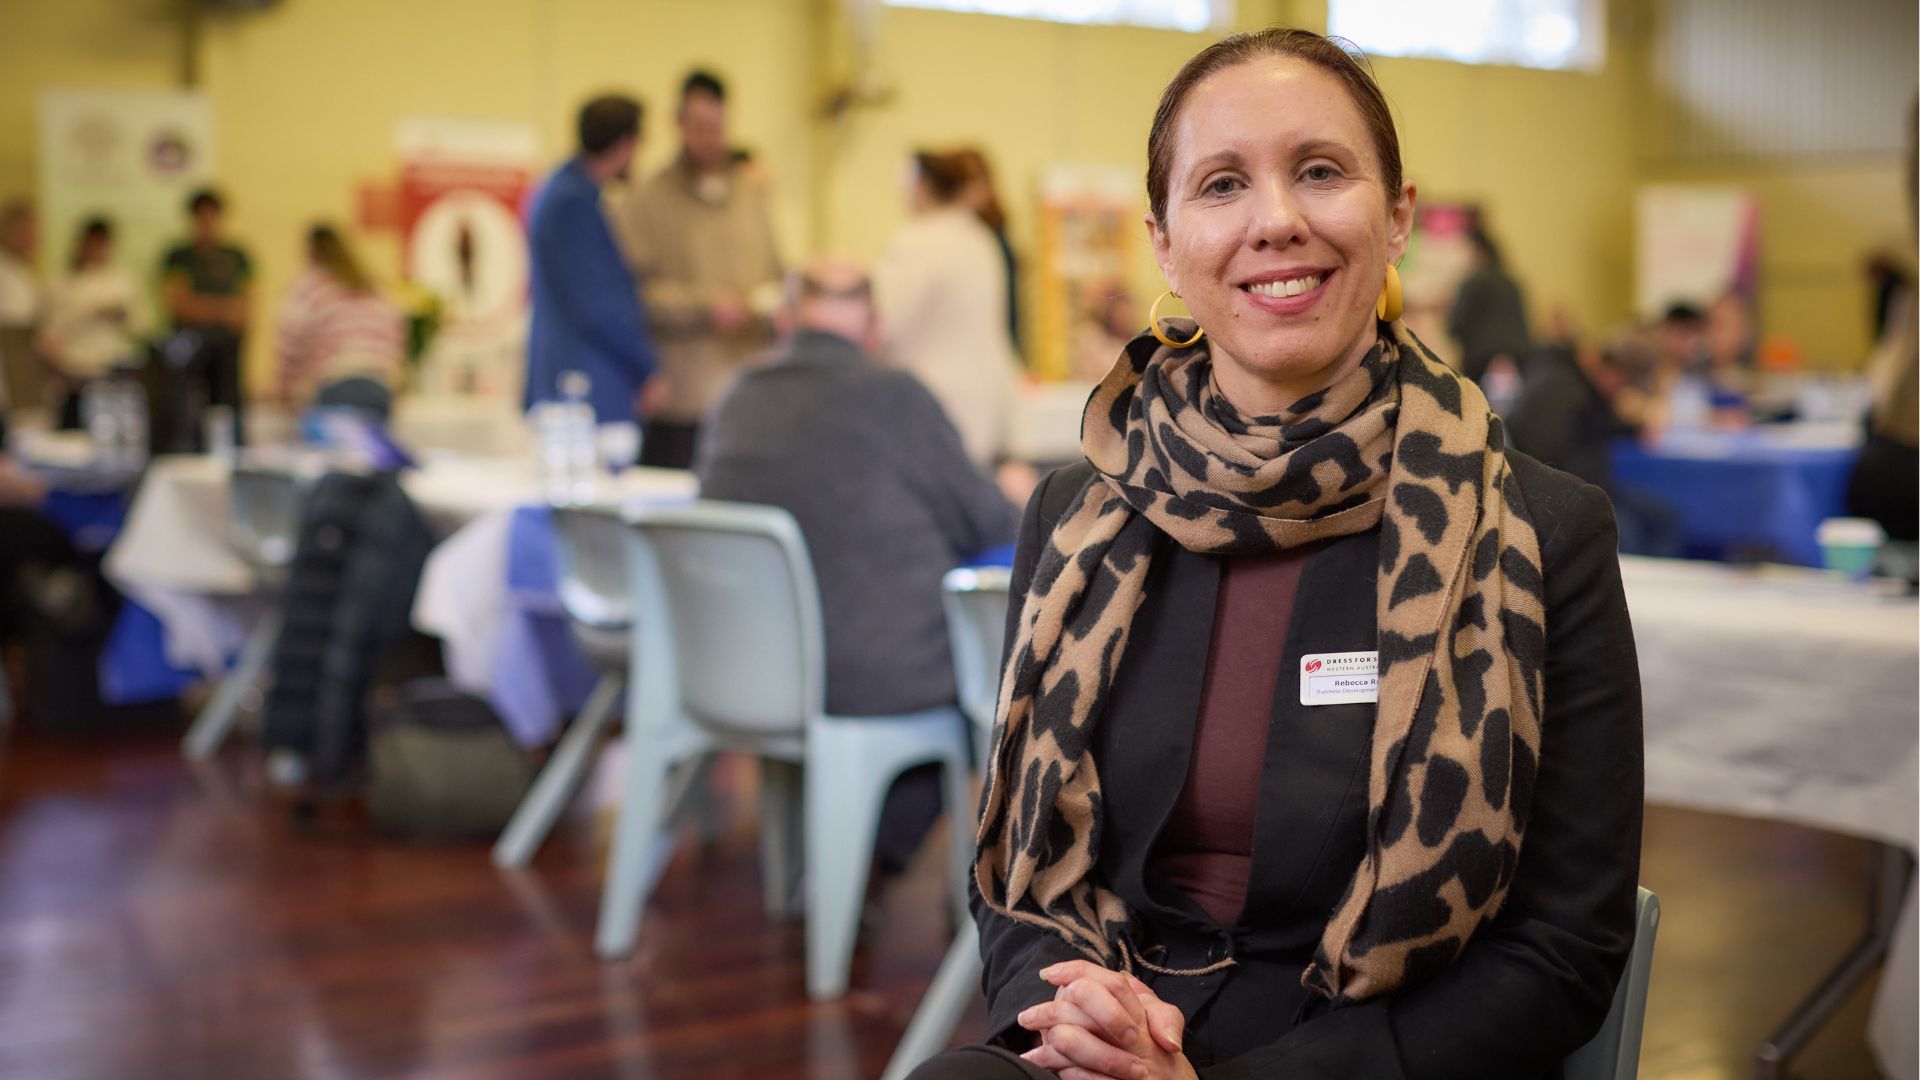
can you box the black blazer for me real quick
[973,452,1644,1080]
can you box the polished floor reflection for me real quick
[0,724,1889,1079]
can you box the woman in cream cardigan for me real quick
[877,149,1022,468]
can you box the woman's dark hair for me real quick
[1146,27,1401,226]
[1469,226,1502,266]
[578,94,642,156]
[308,224,372,293]
[913,150,972,204]
[71,216,112,271]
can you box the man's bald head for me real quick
[787,256,876,346]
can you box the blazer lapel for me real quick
[1242,527,1381,941]
[1094,537,1219,918]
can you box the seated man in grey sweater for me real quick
[695,256,1019,869]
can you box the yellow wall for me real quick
[0,0,1902,386]
[0,0,178,200]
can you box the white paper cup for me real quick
[1816,517,1885,579]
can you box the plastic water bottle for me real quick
[82,380,118,464]
[561,372,600,504]
[537,371,600,506]
[116,380,149,466]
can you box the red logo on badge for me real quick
[1304,659,1323,673]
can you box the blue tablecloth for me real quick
[1609,432,1859,567]
[40,490,199,705]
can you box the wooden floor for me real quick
[0,720,1894,1080]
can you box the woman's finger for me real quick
[1121,975,1184,1054]
[1021,1043,1075,1071]
[1017,999,1101,1035]
[1038,960,1110,987]
[1059,1068,1130,1080]
[1044,1022,1146,1080]
[1143,999,1184,1054]
[1060,970,1149,1030]
[1059,976,1148,1051]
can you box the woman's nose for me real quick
[1246,179,1306,250]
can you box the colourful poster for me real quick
[395,118,538,397]
[1033,165,1140,383]
[37,88,216,321]
[1400,201,1481,350]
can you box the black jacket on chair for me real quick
[264,471,434,785]
[973,453,1644,1080]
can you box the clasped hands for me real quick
[1016,961,1198,1080]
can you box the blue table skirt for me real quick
[1609,436,1859,567]
[41,490,199,705]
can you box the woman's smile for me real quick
[1237,266,1335,315]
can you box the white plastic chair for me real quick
[882,567,1010,1080]
[181,466,306,760]
[594,500,975,1002]
[1565,887,1662,1080]
[491,507,635,868]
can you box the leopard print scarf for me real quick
[974,320,1546,1004]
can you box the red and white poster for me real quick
[395,118,538,397]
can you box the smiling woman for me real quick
[907,26,1645,1080]
[1143,32,1412,414]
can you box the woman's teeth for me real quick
[1245,274,1325,298]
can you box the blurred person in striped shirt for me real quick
[274,225,406,407]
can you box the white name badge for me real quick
[1299,651,1380,706]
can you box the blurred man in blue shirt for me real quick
[524,95,660,433]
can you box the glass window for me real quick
[1328,0,1605,71]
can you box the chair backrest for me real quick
[228,467,307,575]
[553,506,634,631]
[941,566,1011,748]
[626,500,824,736]
[553,506,634,670]
[1564,887,1661,1080]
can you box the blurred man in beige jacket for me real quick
[619,69,782,468]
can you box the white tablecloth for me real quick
[1622,556,1917,1078]
[390,395,533,458]
[1007,380,1095,464]
[1623,556,1917,850]
[102,454,695,676]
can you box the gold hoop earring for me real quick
[1376,264,1404,322]
[1148,291,1205,348]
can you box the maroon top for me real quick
[1152,547,1314,927]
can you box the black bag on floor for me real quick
[366,678,534,841]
